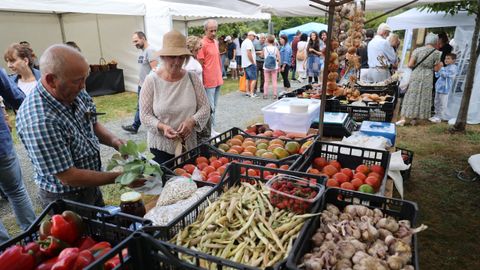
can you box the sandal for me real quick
[272,95,278,100]
[263,95,268,99]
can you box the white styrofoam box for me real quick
[261,98,321,134]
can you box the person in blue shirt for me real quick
[16,44,127,208]
[279,34,292,91]
[0,67,36,244]
[430,53,458,123]
[4,43,41,98]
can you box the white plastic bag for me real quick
[398,68,412,95]
[156,176,197,206]
[229,60,237,69]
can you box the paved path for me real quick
[1,79,304,228]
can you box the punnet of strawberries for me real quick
[268,178,319,214]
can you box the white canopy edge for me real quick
[386,7,475,30]
[0,0,145,16]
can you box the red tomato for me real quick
[196,162,209,171]
[207,175,221,184]
[326,178,339,187]
[247,169,257,177]
[209,156,218,163]
[211,160,223,169]
[208,171,220,178]
[340,182,355,190]
[265,163,278,169]
[351,178,364,190]
[279,165,289,170]
[203,166,216,176]
[263,171,272,178]
[195,156,209,165]
[181,173,191,178]
[365,176,380,189]
[219,157,229,165]
[217,165,227,175]
[183,164,196,174]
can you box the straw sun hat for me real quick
[156,30,192,57]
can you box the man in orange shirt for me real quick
[197,19,223,132]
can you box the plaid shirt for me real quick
[16,83,101,193]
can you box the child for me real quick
[430,53,458,123]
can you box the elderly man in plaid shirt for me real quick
[16,45,126,207]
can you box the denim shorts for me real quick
[245,64,257,80]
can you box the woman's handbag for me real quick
[229,60,237,69]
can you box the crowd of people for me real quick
[0,18,458,244]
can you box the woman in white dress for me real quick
[296,33,308,82]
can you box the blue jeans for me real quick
[0,152,36,244]
[220,54,227,77]
[133,85,142,130]
[205,86,221,126]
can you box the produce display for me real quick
[172,181,316,268]
[173,155,230,183]
[217,134,304,160]
[0,210,124,270]
[306,157,385,194]
[244,124,317,141]
[299,204,427,270]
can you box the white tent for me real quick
[157,0,457,17]
[387,8,479,124]
[0,0,270,92]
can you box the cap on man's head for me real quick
[378,23,392,33]
[224,36,232,42]
[248,31,256,36]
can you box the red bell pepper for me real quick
[25,241,44,266]
[88,241,112,259]
[40,210,84,245]
[76,236,97,250]
[38,236,69,258]
[35,256,59,270]
[104,248,128,270]
[72,249,95,270]
[51,247,79,270]
[0,245,36,270]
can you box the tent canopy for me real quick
[279,22,328,42]
[386,8,475,30]
[156,0,459,17]
[0,0,270,91]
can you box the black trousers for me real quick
[281,65,291,88]
[150,148,175,165]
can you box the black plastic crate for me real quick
[207,127,313,162]
[162,144,297,176]
[396,147,414,182]
[326,95,396,123]
[286,187,419,270]
[141,163,328,269]
[294,140,391,195]
[355,81,399,98]
[0,199,151,269]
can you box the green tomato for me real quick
[358,184,374,194]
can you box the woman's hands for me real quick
[158,122,178,139]
[177,118,196,139]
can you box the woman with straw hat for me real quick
[139,30,211,164]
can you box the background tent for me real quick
[386,8,479,124]
[0,0,269,92]
[155,0,458,17]
[279,22,328,42]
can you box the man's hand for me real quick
[177,118,195,139]
[111,138,127,151]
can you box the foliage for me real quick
[420,1,478,15]
[107,140,163,186]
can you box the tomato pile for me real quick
[269,179,318,214]
[307,157,385,194]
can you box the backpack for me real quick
[264,47,277,69]
[296,44,306,61]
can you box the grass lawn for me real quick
[5,81,480,269]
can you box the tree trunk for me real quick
[452,2,480,132]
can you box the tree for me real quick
[422,1,479,132]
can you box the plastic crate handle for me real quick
[140,233,198,269]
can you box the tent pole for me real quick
[95,14,104,58]
[268,19,273,34]
[57,13,66,43]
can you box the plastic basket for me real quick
[286,187,419,270]
[0,199,151,269]
[162,144,297,177]
[326,95,396,123]
[396,147,414,182]
[207,127,312,163]
[140,163,328,269]
[294,140,391,195]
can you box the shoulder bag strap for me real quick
[412,49,436,71]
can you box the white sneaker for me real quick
[250,94,259,98]
[429,117,441,123]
